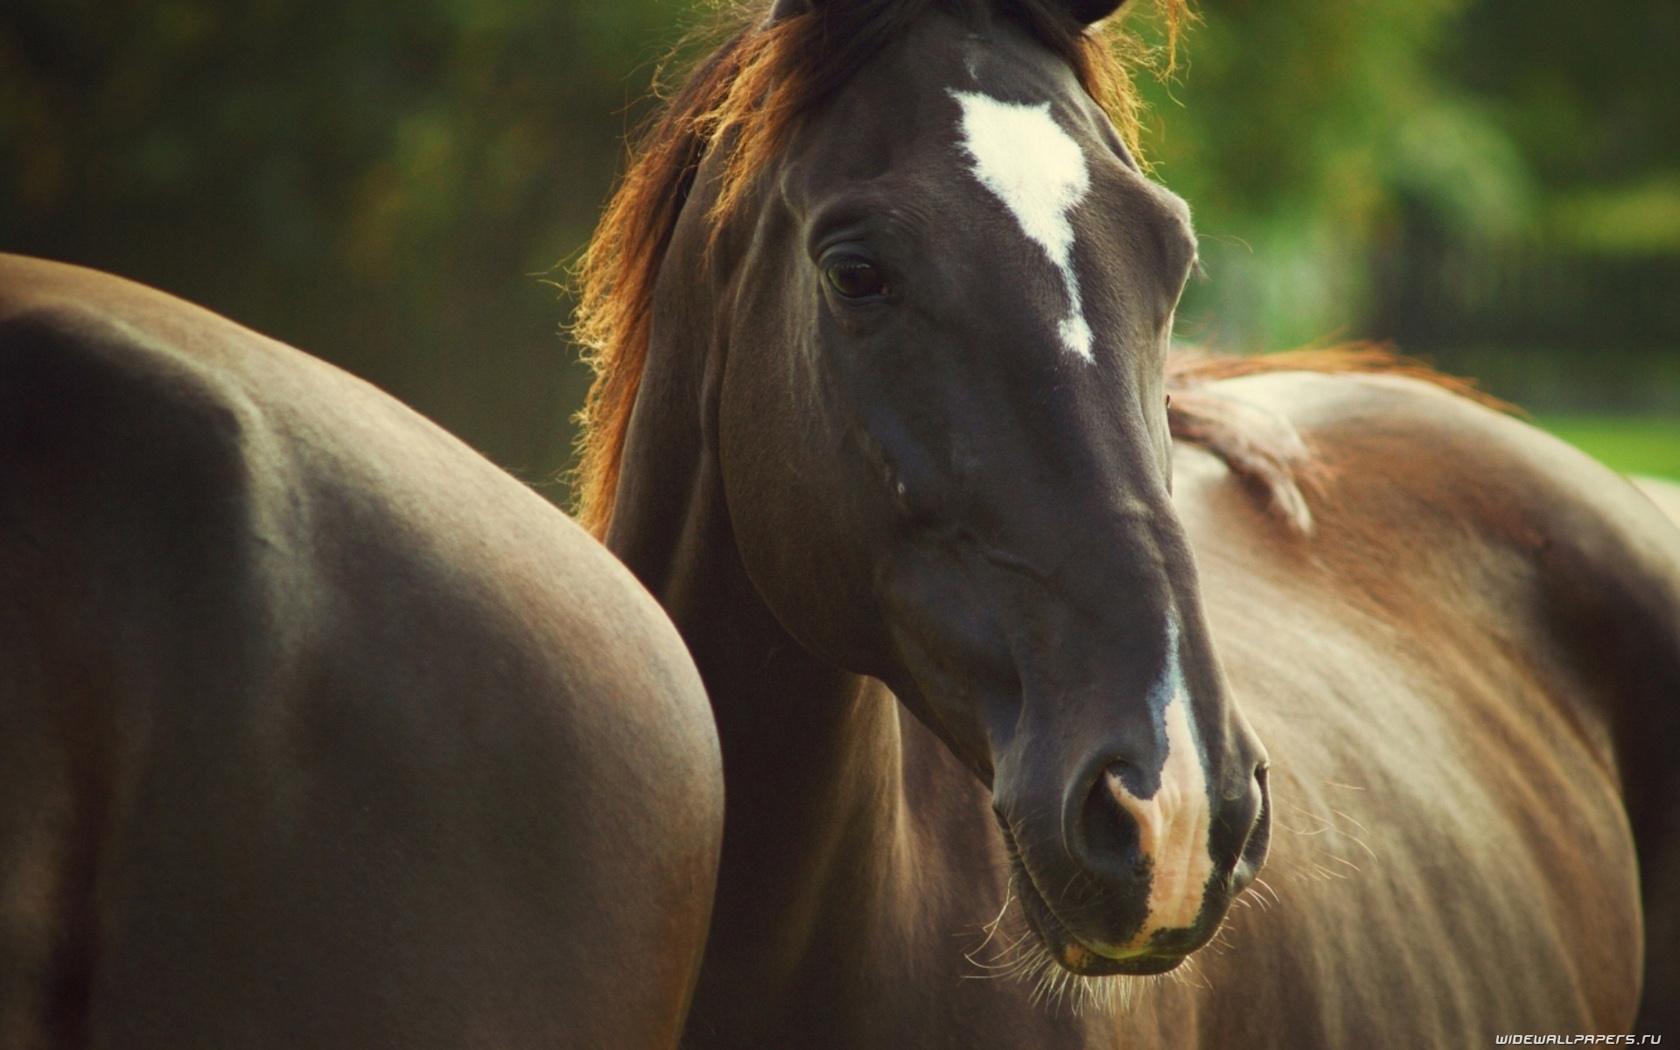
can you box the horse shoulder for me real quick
[0,253,722,1047]
[1168,370,1677,1041]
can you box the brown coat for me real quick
[0,254,723,1049]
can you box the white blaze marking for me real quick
[1105,621,1215,947]
[950,90,1094,362]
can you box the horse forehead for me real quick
[949,89,1090,258]
[803,17,1086,176]
[948,86,1098,360]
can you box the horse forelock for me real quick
[570,0,1187,537]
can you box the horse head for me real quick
[598,0,1271,980]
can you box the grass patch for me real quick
[1535,416,1680,479]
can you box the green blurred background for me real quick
[4,0,1678,497]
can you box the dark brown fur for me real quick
[0,254,724,1048]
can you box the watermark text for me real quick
[1495,1038,1661,1045]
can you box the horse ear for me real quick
[1053,0,1130,25]
[767,0,1129,26]
[764,0,820,22]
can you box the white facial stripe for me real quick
[950,90,1094,362]
[1106,622,1215,947]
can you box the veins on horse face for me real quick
[950,88,1094,363]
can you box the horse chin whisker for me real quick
[1273,793,1380,870]
[962,895,1157,1018]
[1022,940,1159,1018]
[972,881,1017,951]
[963,927,1040,975]
[1251,875,1283,907]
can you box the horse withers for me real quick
[574,0,1680,1044]
[0,254,723,1047]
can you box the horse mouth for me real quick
[998,824,1201,979]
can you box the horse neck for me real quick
[608,446,1071,1043]
[599,198,1052,1042]
[603,328,932,1004]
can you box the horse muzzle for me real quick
[995,733,1270,977]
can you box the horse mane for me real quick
[568,2,1502,544]
[571,0,1188,537]
[1165,344,1513,535]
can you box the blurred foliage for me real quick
[1539,417,1680,480]
[2,0,1675,496]
[1547,176,1680,256]
[0,0,692,490]
[1450,0,1680,195]
[1144,0,1680,349]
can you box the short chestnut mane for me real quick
[571,0,1186,536]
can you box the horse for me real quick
[0,253,723,1048]
[571,0,1680,1044]
[1636,475,1680,529]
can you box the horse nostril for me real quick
[1248,763,1270,829]
[1101,755,1160,806]
[1077,761,1144,874]
[1229,762,1272,885]
[1250,763,1271,832]
[1225,761,1266,801]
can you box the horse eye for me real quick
[825,259,886,300]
